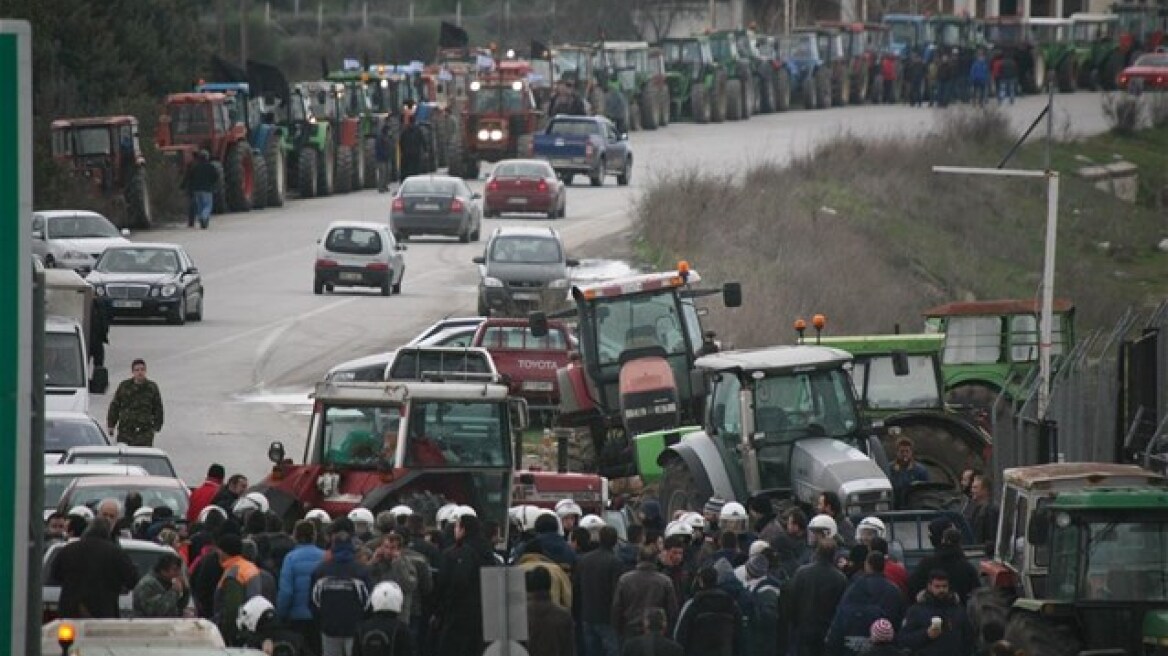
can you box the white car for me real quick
[43,463,150,520]
[42,539,186,621]
[314,220,407,296]
[325,318,487,382]
[31,210,130,272]
[44,411,112,467]
[60,445,180,480]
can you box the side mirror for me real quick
[1027,507,1051,546]
[509,398,530,432]
[529,311,549,338]
[472,256,485,265]
[566,258,580,267]
[722,282,742,308]
[471,192,482,200]
[185,266,199,276]
[268,441,286,464]
[892,350,910,376]
[120,228,131,238]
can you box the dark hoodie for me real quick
[641,500,665,543]
[674,586,742,656]
[311,539,373,638]
[898,590,974,656]
[436,527,498,656]
[907,544,979,602]
[825,574,906,655]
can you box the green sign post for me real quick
[0,19,33,656]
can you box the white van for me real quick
[43,268,94,412]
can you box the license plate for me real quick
[339,272,363,282]
[507,197,529,205]
[512,292,539,301]
[522,381,555,392]
[414,203,440,211]
[112,300,141,309]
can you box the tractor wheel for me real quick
[968,589,1011,653]
[710,79,728,123]
[263,138,286,207]
[657,87,669,126]
[817,68,833,108]
[802,75,818,109]
[212,162,227,214]
[1004,614,1081,656]
[334,145,354,194]
[1101,50,1122,91]
[1030,54,1047,94]
[660,457,709,519]
[736,62,755,118]
[317,138,336,197]
[884,417,988,494]
[363,137,378,189]
[629,100,641,131]
[852,71,869,105]
[832,68,849,106]
[725,79,743,121]
[691,85,710,124]
[640,88,658,130]
[250,151,269,210]
[1058,57,1078,93]
[297,148,320,198]
[946,382,1012,436]
[351,139,365,190]
[776,68,792,111]
[224,143,255,213]
[446,137,464,178]
[758,73,776,114]
[605,92,631,134]
[123,169,152,230]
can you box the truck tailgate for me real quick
[533,134,590,160]
[489,348,569,402]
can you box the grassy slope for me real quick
[632,112,1167,348]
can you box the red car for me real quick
[483,159,567,220]
[1118,52,1168,94]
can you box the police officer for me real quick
[107,358,164,447]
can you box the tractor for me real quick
[529,263,742,479]
[778,31,833,109]
[705,30,754,120]
[600,42,671,131]
[883,13,928,60]
[1071,13,1122,90]
[1113,1,1167,66]
[983,16,1061,95]
[156,92,261,214]
[552,43,614,123]
[448,59,541,179]
[293,80,362,196]
[922,298,1076,434]
[194,82,286,209]
[754,35,794,111]
[49,116,152,229]
[818,22,889,103]
[1031,18,1078,93]
[659,36,729,123]
[712,28,784,116]
[326,63,392,190]
[967,463,1168,656]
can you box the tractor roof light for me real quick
[677,260,690,281]
[794,318,807,342]
[58,622,76,654]
[470,80,482,91]
[511,80,523,90]
[812,314,827,330]
[380,79,389,88]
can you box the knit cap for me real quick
[748,540,770,557]
[870,618,895,644]
[746,553,769,579]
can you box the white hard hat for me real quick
[453,504,477,519]
[856,516,887,542]
[233,492,269,517]
[436,503,460,526]
[370,580,404,613]
[348,508,375,526]
[579,514,606,531]
[68,505,94,521]
[197,505,228,524]
[808,514,839,539]
[749,540,770,557]
[665,519,694,539]
[681,512,707,532]
[389,504,415,518]
[237,595,275,633]
[555,499,583,518]
[305,508,331,523]
[719,502,747,521]
[510,505,545,533]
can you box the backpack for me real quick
[359,626,399,656]
[216,567,249,646]
[747,577,781,632]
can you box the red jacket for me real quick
[881,57,898,81]
[991,57,1004,81]
[187,477,224,523]
[885,559,909,596]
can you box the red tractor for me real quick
[49,116,152,228]
[155,92,261,213]
[448,59,542,179]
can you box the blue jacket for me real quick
[277,543,325,621]
[517,532,578,568]
[970,59,990,83]
[825,574,906,655]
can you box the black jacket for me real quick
[354,611,415,656]
[575,546,626,624]
[673,588,741,656]
[435,535,498,656]
[526,591,576,656]
[311,542,373,637]
[51,535,139,619]
[907,545,979,602]
[784,558,848,640]
[621,634,685,656]
[898,592,973,656]
[186,159,219,193]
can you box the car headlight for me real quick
[482,276,504,288]
[160,284,177,297]
[490,129,504,141]
[62,250,88,261]
[477,129,490,141]
[549,278,569,288]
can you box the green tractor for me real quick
[922,299,1076,434]
[1031,18,1078,92]
[293,81,361,197]
[967,463,1168,656]
[1070,13,1121,90]
[713,28,783,115]
[706,30,753,120]
[325,65,391,191]
[659,36,728,123]
[600,42,671,131]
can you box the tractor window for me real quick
[1008,314,1067,362]
[168,104,210,139]
[321,405,402,468]
[888,22,919,47]
[857,355,941,410]
[471,87,527,113]
[664,42,702,64]
[1082,518,1168,601]
[593,292,689,367]
[709,373,742,446]
[1009,494,1029,571]
[936,22,963,47]
[51,128,71,156]
[215,104,232,133]
[1049,522,1079,600]
[752,368,859,441]
[403,399,508,468]
[941,316,1002,364]
[72,127,112,156]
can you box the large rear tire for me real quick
[297,148,320,199]
[725,79,743,121]
[885,417,988,494]
[817,68,833,109]
[946,383,1012,436]
[640,88,658,130]
[263,138,286,207]
[691,85,709,124]
[351,139,365,190]
[968,588,1011,653]
[363,137,378,189]
[1003,613,1081,656]
[758,73,776,113]
[317,138,336,197]
[334,145,354,194]
[710,79,727,123]
[776,69,791,111]
[123,169,152,229]
[1057,55,1077,93]
[224,143,255,212]
[1101,50,1122,91]
[661,457,710,519]
[250,151,269,210]
[802,74,817,109]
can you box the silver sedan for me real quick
[390,175,483,243]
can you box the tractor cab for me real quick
[882,14,927,59]
[50,116,143,190]
[661,36,716,75]
[156,93,244,170]
[778,32,824,66]
[256,379,527,531]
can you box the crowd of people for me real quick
[44,458,1013,656]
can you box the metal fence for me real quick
[990,299,1168,477]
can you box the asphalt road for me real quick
[88,93,1114,485]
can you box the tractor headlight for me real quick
[489,129,504,141]
[477,129,490,141]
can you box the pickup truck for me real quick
[530,115,633,187]
[471,318,574,413]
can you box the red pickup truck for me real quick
[471,318,574,412]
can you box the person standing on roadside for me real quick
[970,50,990,108]
[997,55,1019,105]
[185,149,219,229]
[107,358,164,447]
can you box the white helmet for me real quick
[436,503,460,527]
[68,505,94,521]
[132,506,154,529]
[680,512,707,532]
[348,508,375,526]
[808,514,839,539]
[579,514,606,532]
[453,505,477,519]
[856,517,887,542]
[370,581,404,613]
[555,499,583,519]
[719,502,748,532]
[389,504,414,519]
[237,596,275,633]
[304,508,331,523]
[510,505,545,533]
[197,505,228,524]
[665,520,694,539]
[233,492,270,517]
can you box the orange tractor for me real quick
[448,59,542,179]
[49,116,153,228]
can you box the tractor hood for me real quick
[791,438,891,512]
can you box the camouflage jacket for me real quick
[132,571,189,617]
[107,378,164,435]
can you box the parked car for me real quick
[60,445,179,480]
[483,159,567,219]
[44,411,112,466]
[325,318,487,382]
[530,115,633,187]
[43,463,150,520]
[1119,51,1168,93]
[42,539,186,621]
[314,221,406,296]
[325,346,497,383]
[30,210,131,273]
[87,243,204,325]
[56,474,190,518]
[390,174,483,243]
[473,226,579,317]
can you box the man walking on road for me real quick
[107,358,164,447]
[185,149,219,229]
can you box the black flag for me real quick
[530,40,550,60]
[439,21,469,49]
[210,55,249,84]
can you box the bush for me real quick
[1102,92,1142,135]
[1147,93,1168,130]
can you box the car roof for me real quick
[493,159,554,168]
[491,226,562,239]
[66,474,186,488]
[44,464,150,476]
[66,445,171,457]
[45,411,100,422]
[45,537,179,557]
[33,210,109,220]
[325,220,387,232]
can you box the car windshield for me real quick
[45,332,86,388]
[325,227,383,256]
[851,355,941,410]
[1051,518,1168,601]
[753,369,860,441]
[70,127,113,156]
[489,236,563,264]
[65,484,188,517]
[167,104,211,138]
[1135,54,1168,67]
[96,248,180,274]
[45,214,121,240]
[45,417,108,453]
[471,87,527,113]
[67,454,176,478]
[479,325,567,350]
[401,179,460,196]
[494,162,553,178]
[548,121,602,137]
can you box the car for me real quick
[44,463,150,520]
[60,445,180,479]
[44,411,112,466]
[1119,52,1168,94]
[325,318,488,382]
[530,115,633,187]
[30,210,131,273]
[56,474,191,519]
[483,159,567,219]
[325,345,497,383]
[390,174,483,243]
[42,539,186,621]
[87,242,204,325]
[314,221,406,297]
[473,226,579,317]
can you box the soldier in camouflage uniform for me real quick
[107,358,164,447]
